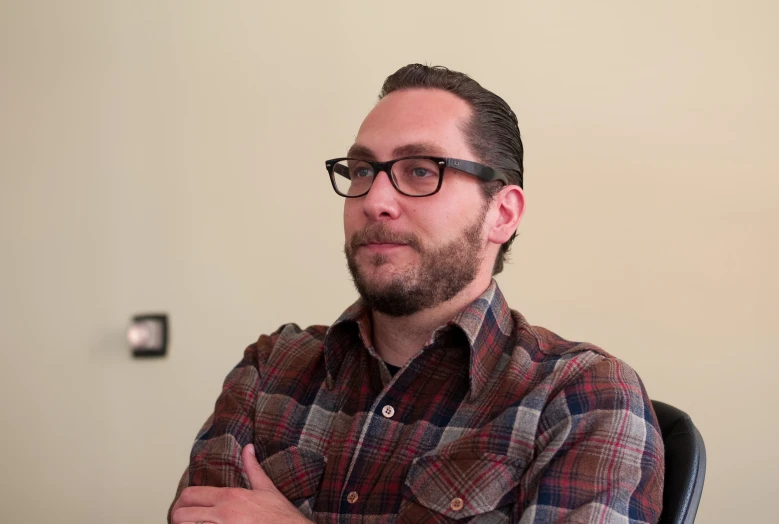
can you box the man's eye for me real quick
[353,167,372,178]
[412,167,432,178]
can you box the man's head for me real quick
[340,64,525,317]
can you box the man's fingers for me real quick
[242,443,275,491]
[175,486,219,508]
[170,503,217,524]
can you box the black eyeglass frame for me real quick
[325,156,508,198]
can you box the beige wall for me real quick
[1,1,777,522]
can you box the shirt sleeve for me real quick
[167,337,271,521]
[516,355,665,523]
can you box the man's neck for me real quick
[370,275,493,367]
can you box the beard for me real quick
[344,207,487,317]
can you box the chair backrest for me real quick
[651,400,706,524]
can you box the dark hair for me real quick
[379,64,523,275]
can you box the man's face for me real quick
[343,88,493,316]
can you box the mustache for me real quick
[349,223,422,251]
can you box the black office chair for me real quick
[652,400,706,524]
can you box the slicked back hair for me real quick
[379,64,523,275]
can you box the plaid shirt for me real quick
[172,281,664,523]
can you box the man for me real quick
[170,64,664,523]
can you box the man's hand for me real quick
[170,444,312,524]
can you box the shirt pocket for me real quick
[399,453,524,523]
[256,443,326,517]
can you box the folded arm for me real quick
[168,339,268,521]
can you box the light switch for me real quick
[128,314,168,357]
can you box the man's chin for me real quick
[355,269,407,290]
[352,261,413,289]
[354,254,409,276]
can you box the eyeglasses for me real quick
[325,156,508,198]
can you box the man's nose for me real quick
[362,170,400,220]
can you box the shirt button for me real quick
[450,497,464,511]
[346,491,359,504]
[381,405,395,418]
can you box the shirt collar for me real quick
[323,298,372,388]
[323,280,524,399]
[446,279,521,400]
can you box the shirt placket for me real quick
[336,354,419,519]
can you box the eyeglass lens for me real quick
[332,158,441,196]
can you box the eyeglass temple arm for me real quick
[445,158,508,184]
[332,163,350,179]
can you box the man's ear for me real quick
[487,185,525,245]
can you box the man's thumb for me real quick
[242,443,274,491]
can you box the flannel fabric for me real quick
[171,280,664,523]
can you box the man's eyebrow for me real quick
[346,142,448,160]
[347,144,376,159]
[393,143,447,157]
